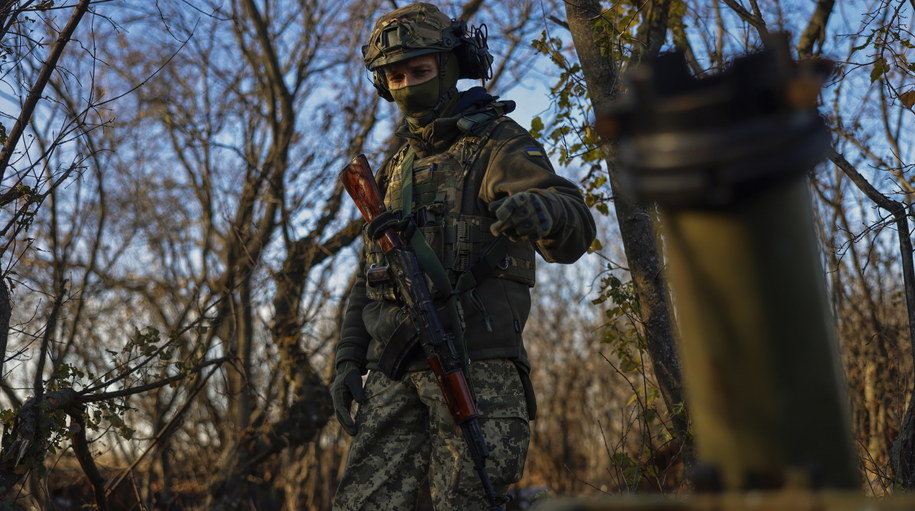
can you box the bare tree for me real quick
[0,0,119,502]
[0,0,574,507]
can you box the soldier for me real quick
[332,3,596,509]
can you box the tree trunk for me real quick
[0,389,78,498]
[564,0,688,442]
[0,279,9,379]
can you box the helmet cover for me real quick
[362,3,458,71]
[362,3,493,102]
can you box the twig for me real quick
[79,356,230,403]
[547,15,569,31]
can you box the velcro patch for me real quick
[523,147,543,157]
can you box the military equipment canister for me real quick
[601,37,859,491]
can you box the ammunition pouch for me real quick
[444,215,535,287]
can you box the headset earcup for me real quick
[451,22,493,81]
[372,70,394,102]
[459,46,479,80]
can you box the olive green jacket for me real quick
[337,99,596,374]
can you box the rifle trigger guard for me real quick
[366,211,400,239]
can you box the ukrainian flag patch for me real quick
[524,147,543,157]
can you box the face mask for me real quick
[390,77,442,118]
[388,54,460,120]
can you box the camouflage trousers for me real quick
[332,359,530,510]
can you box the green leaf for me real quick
[642,408,658,423]
[851,29,878,55]
[530,116,544,139]
[870,58,889,83]
[619,357,639,372]
[612,452,634,467]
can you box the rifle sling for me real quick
[399,156,514,374]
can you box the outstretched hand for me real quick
[489,191,554,242]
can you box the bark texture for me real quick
[564,0,687,441]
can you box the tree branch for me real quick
[79,356,230,403]
[32,279,67,399]
[104,361,222,498]
[720,0,768,38]
[0,0,91,182]
[633,0,672,61]
[0,0,33,42]
[460,0,484,21]
[828,149,915,354]
[797,0,835,58]
[70,408,109,511]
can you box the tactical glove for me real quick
[331,361,367,436]
[489,191,554,241]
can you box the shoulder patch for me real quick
[523,147,544,157]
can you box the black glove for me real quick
[331,361,366,436]
[489,191,554,241]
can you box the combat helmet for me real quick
[362,2,493,101]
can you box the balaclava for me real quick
[390,53,461,128]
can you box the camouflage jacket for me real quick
[337,91,596,374]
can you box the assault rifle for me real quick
[339,154,507,511]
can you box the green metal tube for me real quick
[661,177,858,490]
[598,37,861,491]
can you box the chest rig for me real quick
[364,112,536,303]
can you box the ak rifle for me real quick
[340,154,507,511]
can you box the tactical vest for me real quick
[364,114,536,302]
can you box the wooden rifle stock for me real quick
[339,154,507,510]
